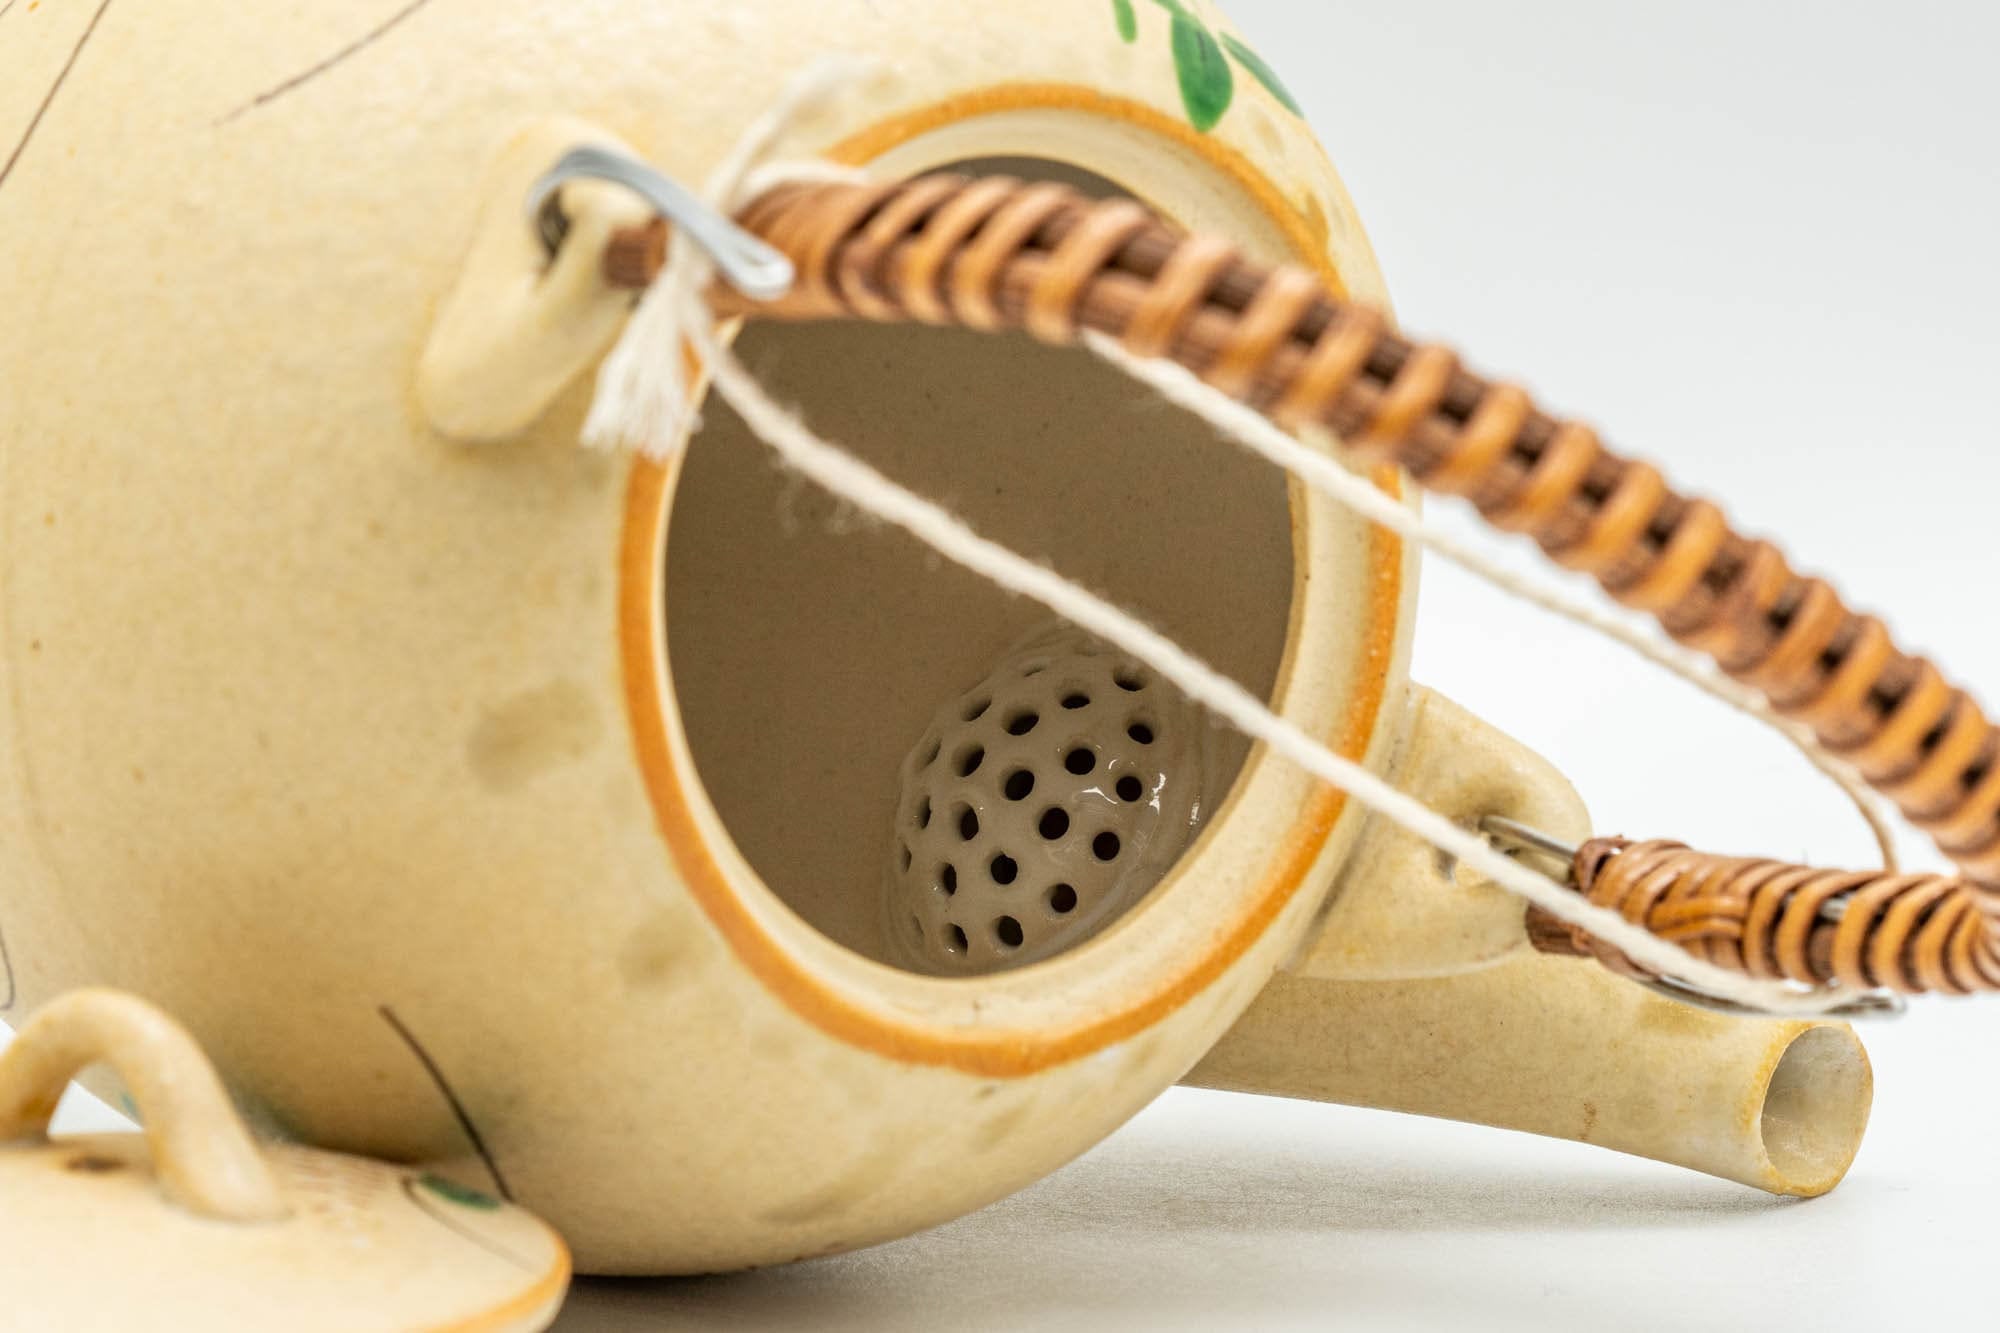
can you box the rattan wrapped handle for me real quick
[1524,839,1988,996]
[598,172,2000,997]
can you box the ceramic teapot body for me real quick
[0,0,1864,1276]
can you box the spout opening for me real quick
[1757,1025,1872,1197]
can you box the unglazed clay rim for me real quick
[617,85,1415,1075]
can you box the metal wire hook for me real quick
[1478,815,1906,1022]
[525,144,796,301]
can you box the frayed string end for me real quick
[580,57,882,461]
[581,234,702,461]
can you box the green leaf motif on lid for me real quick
[1112,0,1138,43]
[418,1172,501,1210]
[1220,32,1302,115]
[1168,10,1233,132]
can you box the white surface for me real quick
[9,1,2000,1328]
[550,1082,1965,1332]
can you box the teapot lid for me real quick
[0,990,568,1332]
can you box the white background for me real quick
[11,2,2000,1328]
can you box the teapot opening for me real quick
[663,158,1297,974]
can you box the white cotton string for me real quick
[581,58,880,458]
[583,69,1861,1016]
[1086,334,1902,872]
[673,296,1846,1016]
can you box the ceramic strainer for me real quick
[886,628,1210,974]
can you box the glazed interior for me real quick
[665,158,1294,970]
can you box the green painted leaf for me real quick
[419,1172,501,1210]
[1112,0,1138,42]
[1220,32,1302,115]
[1168,12,1233,132]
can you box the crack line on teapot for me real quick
[379,1003,514,1202]
[0,0,116,195]
[217,0,440,125]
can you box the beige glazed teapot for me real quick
[1,0,1888,1310]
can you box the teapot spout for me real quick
[1186,950,1871,1198]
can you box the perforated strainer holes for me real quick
[885,626,1209,974]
